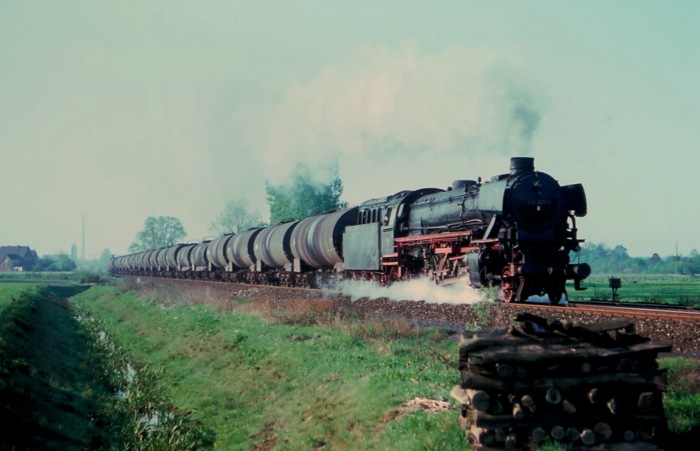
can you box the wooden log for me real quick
[450,385,470,404]
[566,427,580,442]
[450,385,491,412]
[551,425,566,441]
[594,422,613,440]
[471,390,491,412]
[497,363,513,379]
[636,428,651,440]
[545,387,561,404]
[520,394,535,408]
[512,403,524,420]
[531,427,546,443]
[462,370,667,392]
[490,399,504,415]
[516,365,528,378]
[473,411,663,430]
[638,392,655,410]
[494,428,506,442]
[562,399,577,413]
[607,398,618,415]
[587,318,636,334]
[471,341,672,366]
[478,430,495,446]
[587,388,603,404]
[581,361,592,373]
[505,433,517,450]
[616,358,634,372]
[623,430,635,441]
[459,332,527,356]
[580,428,596,445]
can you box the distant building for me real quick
[0,255,13,272]
[0,246,39,271]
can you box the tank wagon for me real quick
[111,157,590,303]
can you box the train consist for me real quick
[111,157,591,303]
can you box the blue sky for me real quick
[1,1,698,258]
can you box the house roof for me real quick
[0,246,38,261]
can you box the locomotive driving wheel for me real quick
[546,280,565,305]
[501,266,516,303]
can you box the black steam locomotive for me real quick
[111,157,590,303]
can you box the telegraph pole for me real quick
[82,215,86,267]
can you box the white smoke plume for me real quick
[253,41,543,186]
[326,277,487,305]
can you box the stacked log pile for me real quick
[452,314,671,450]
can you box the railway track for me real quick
[122,274,700,323]
[117,275,700,352]
[503,299,700,322]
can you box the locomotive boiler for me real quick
[111,157,590,303]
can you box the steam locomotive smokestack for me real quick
[510,157,535,175]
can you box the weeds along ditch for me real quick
[0,283,213,449]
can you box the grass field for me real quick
[0,271,76,282]
[568,274,700,306]
[3,281,700,449]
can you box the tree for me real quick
[33,253,77,272]
[129,216,186,252]
[266,162,349,223]
[210,199,265,235]
[99,248,113,270]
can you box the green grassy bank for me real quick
[73,284,467,449]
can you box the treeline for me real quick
[129,162,347,252]
[33,249,114,273]
[575,243,700,276]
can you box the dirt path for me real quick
[0,285,118,449]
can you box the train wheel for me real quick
[547,290,561,305]
[502,267,515,303]
[547,282,565,305]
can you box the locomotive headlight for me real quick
[574,245,581,252]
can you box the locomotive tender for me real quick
[111,157,590,303]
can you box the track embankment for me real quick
[122,276,700,354]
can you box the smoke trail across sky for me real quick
[250,41,543,187]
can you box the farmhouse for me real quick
[0,246,38,271]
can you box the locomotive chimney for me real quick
[510,157,535,175]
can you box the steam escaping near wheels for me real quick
[325,277,485,304]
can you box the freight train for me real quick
[111,157,591,303]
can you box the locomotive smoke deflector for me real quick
[561,183,588,217]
